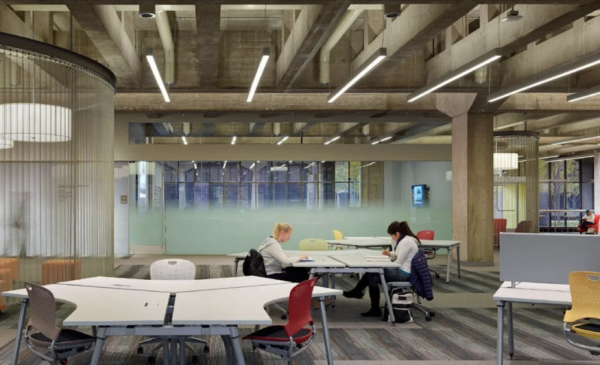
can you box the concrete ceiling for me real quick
[1,2,600,155]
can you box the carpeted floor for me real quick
[0,263,596,365]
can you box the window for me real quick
[539,160,582,229]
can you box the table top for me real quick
[3,284,170,326]
[331,254,401,268]
[493,281,572,306]
[328,238,460,248]
[173,284,341,326]
[227,249,379,259]
[292,256,347,268]
[59,276,288,293]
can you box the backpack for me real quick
[242,249,267,277]
[383,292,414,324]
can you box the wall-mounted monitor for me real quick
[411,184,429,207]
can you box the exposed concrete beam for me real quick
[556,117,600,134]
[498,93,600,112]
[392,123,452,144]
[276,2,350,88]
[426,4,600,83]
[404,135,452,144]
[248,122,266,136]
[3,1,596,5]
[195,4,220,88]
[540,143,599,154]
[526,112,599,131]
[351,4,475,81]
[67,4,142,88]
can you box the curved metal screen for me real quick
[0,33,116,300]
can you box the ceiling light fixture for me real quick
[501,6,523,22]
[328,48,386,103]
[276,136,289,145]
[408,48,503,103]
[371,136,393,145]
[567,84,600,103]
[549,134,600,146]
[547,154,595,163]
[0,139,13,149]
[193,163,197,169]
[249,162,256,169]
[0,103,72,142]
[231,136,237,145]
[539,155,560,160]
[324,136,340,145]
[247,47,270,103]
[223,161,227,169]
[488,49,600,103]
[146,48,170,103]
[181,136,188,145]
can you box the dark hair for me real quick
[387,221,421,245]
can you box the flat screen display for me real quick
[411,184,428,207]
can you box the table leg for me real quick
[379,271,395,324]
[507,302,514,359]
[318,297,334,365]
[179,337,185,365]
[323,273,330,288]
[233,259,239,277]
[221,335,234,365]
[170,338,178,365]
[456,245,462,279]
[90,327,107,365]
[446,248,452,284]
[163,338,170,365]
[309,269,315,280]
[11,298,28,365]
[229,327,245,365]
[497,301,505,365]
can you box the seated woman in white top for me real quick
[257,223,309,283]
[581,210,595,232]
[343,221,420,317]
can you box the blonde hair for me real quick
[273,223,293,240]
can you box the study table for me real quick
[3,276,341,365]
[326,237,462,283]
[493,281,571,365]
[228,250,402,323]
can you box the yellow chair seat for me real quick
[572,323,600,340]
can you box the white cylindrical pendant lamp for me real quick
[0,103,72,142]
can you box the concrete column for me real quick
[438,94,494,265]
[594,151,600,212]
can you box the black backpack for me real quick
[242,249,267,277]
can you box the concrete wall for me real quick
[114,162,129,257]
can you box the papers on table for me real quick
[300,258,314,262]
[366,255,391,262]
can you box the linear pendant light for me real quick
[247,47,270,103]
[567,84,600,103]
[276,135,289,145]
[146,48,170,102]
[549,134,600,146]
[407,48,503,103]
[488,48,600,103]
[371,136,392,145]
[324,136,340,145]
[547,154,595,163]
[231,136,237,145]
[328,48,386,103]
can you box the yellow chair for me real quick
[299,239,328,251]
[563,271,600,355]
[332,230,344,251]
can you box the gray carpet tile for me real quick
[0,264,596,364]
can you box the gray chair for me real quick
[24,282,96,364]
[138,259,208,364]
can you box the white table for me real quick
[327,238,462,283]
[3,276,340,365]
[493,281,571,365]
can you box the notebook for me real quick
[299,257,314,262]
[366,255,391,262]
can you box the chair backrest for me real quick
[564,271,600,323]
[416,230,434,240]
[515,220,532,233]
[595,215,600,225]
[299,239,328,251]
[332,230,343,240]
[494,219,507,233]
[284,278,317,337]
[150,259,196,280]
[25,282,61,341]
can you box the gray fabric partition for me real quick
[500,233,600,284]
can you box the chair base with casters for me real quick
[25,328,96,365]
[387,282,435,322]
[564,322,600,356]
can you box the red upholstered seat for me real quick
[244,326,313,344]
[578,215,600,234]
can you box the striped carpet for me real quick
[0,265,595,364]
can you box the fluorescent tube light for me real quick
[249,162,255,169]
[408,49,503,103]
[362,162,375,168]
[567,84,600,103]
[146,48,170,102]
[231,136,237,145]
[223,161,227,169]
[193,163,197,169]
[488,49,600,103]
[372,136,393,145]
[539,155,559,160]
[550,134,600,146]
[276,136,289,145]
[547,154,595,163]
[182,136,188,145]
[247,47,270,103]
[328,48,386,103]
[324,136,340,145]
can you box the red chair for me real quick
[244,278,318,362]
[578,215,600,234]
[494,219,507,248]
[416,230,440,279]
